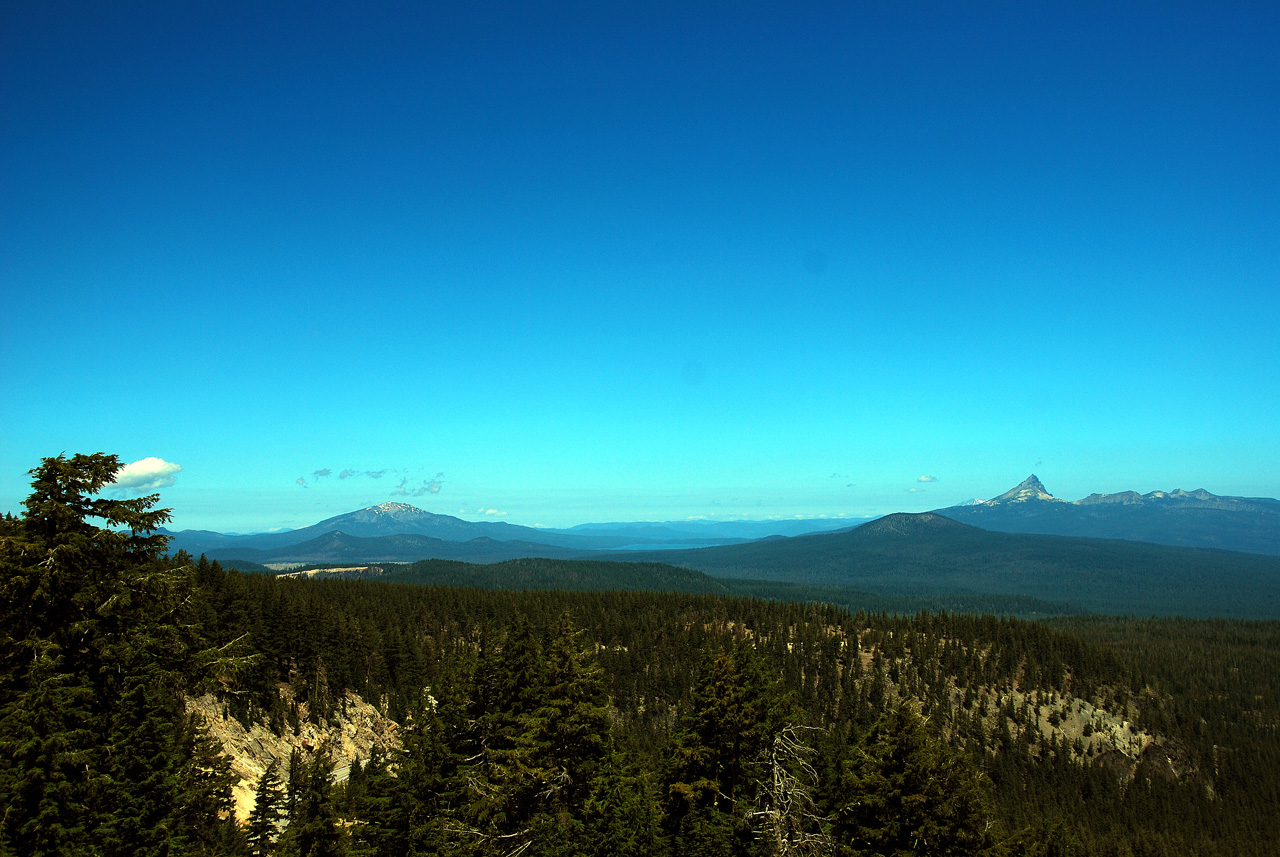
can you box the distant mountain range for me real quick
[933,475,1280,555]
[163,502,633,555]
[162,478,1280,618]
[161,502,853,559]
[165,476,1278,562]
[619,512,1280,619]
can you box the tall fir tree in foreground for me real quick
[0,453,234,856]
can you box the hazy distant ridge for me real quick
[161,502,851,557]
[621,511,1280,619]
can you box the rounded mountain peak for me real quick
[854,512,972,538]
[370,501,426,515]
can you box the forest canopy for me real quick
[2,454,1278,856]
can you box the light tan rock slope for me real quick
[186,689,402,821]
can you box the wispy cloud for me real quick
[393,473,446,498]
[111,457,182,491]
[302,466,432,489]
[907,487,925,493]
[917,475,938,483]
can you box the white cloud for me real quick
[917,475,938,483]
[458,507,508,517]
[313,468,331,478]
[907,487,925,493]
[111,457,182,491]
[339,469,357,479]
[296,477,307,487]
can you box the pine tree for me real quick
[348,744,410,857]
[0,649,98,854]
[524,613,612,810]
[0,453,232,855]
[285,748,306,821]
[453,617,547,850]
[278,752,342,857]
[831,701,998,856]
[582,760,665,857]
[663,643,790,856]
[247,758,286,857]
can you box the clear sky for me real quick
[3,1,1278,531]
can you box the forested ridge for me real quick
[3,455,1279,856]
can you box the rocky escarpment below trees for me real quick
[186,687,401,820]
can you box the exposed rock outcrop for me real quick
[186,689,401,821]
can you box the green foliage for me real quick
[581,761,664,857]
[0,453,233,856]
[184,550,1280,853]
[665,644,787,819]
[380,557,1082,618]
[278,753,342,857]
[247,759,285,857]
[831,702,996,856]
[525,613,613,809]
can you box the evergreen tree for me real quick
[376,702,457,856]
[831,702,997,857]
[0,650,98,854]
[452,618,547,852]
[525,613,612,811]
[285,748,306,821]
[0,453,232,856]
[582,761,665,857]
[348,744,410,857]
[278,752,342,857]
[247,758,286,857]
[663,643,790,857]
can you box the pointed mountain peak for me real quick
[1017,474,1049,493]
[991,475,1062,504]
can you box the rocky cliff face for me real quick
[186,688,402,821]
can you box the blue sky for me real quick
[3,1,1278,531]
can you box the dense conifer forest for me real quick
[3,455,1279,856]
